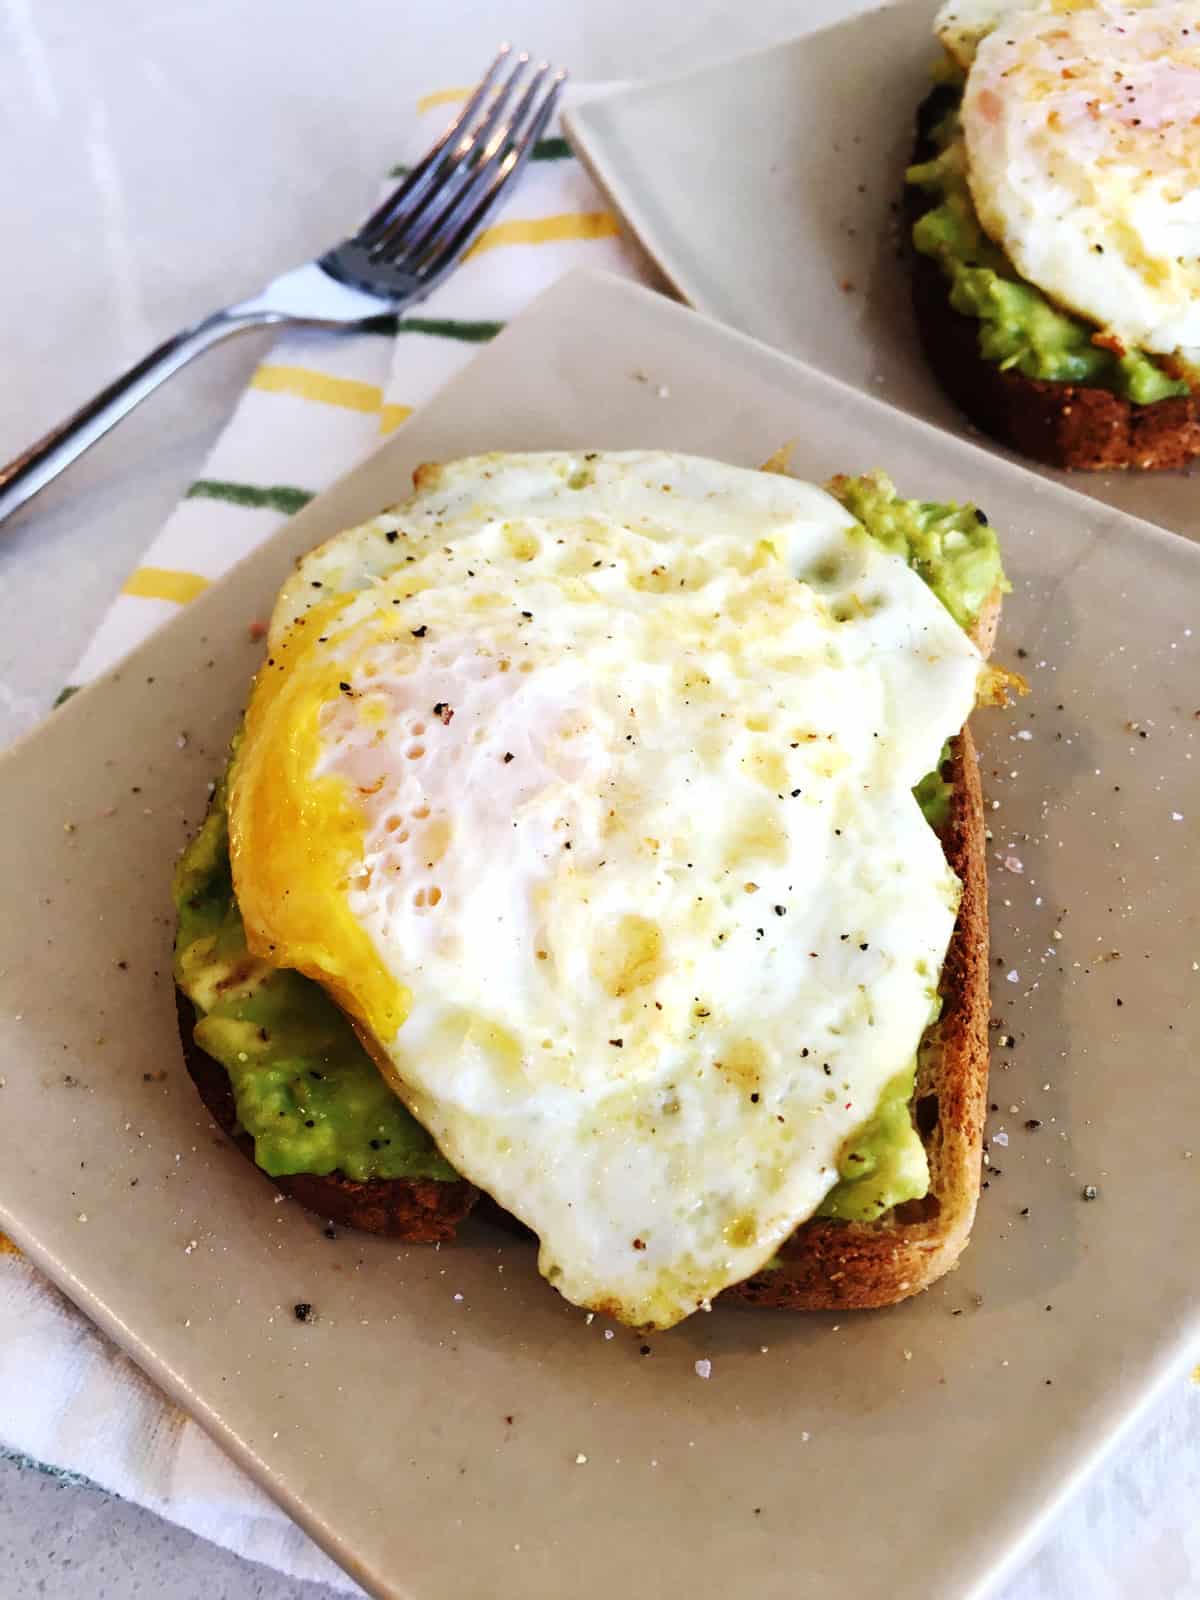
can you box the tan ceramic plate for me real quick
[564,0,1200,541]
[1,271,1197,1600]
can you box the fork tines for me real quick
[357,45,567,275]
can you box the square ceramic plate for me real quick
[564,1,1200,541]
[1,270,1197,1600]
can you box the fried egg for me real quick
[957,1,1200,354]
[229,452,981,1329]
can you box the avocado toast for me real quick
[173,465,1009,1316]
[908,79,1200,472]
[906,4,1200,472]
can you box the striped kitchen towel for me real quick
[0,85,649,1593]
[70,95,646,690]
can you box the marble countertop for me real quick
[2,1,1196,1596]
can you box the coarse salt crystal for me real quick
[694,1359,712,1379]
[575,1453,588,1465]
[993,1130,1010,1147]
[1006,970,1019,983]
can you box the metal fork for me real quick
[0,45,566,528]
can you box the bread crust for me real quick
[908,92,1200,472]
[722,727,989,1310]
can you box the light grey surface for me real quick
[0,0,1194,1597]
[0,1454,336,1599]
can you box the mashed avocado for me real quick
[907,91,1188,405]
[173,478,1004,1219]
[913,744,954,833]
[828,471,1006,632]
[817,1068,932,1222]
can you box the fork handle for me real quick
[0,307,280,528]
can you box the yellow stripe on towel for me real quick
[250,365,384,415]
[465,212,620,259]
[417,85,472,113]
[122,568,211,605]
[380,403,414,434]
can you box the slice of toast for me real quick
[177,588,1001,1309]
[908,91,1200,472]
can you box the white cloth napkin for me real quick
[0,88,646,1593]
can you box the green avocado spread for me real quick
[173,766,455,1183]
[173,474,1005,1220]
[828,470,1007,633]
[907,88,1189,405]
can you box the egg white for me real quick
[960,0,1200,355]
[230,452,981,1329]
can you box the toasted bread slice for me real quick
[176,586,1000,1309]
[908,91,1200,472]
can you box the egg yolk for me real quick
[228,600,411,1046]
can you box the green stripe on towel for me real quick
[395,316,504,341]
[529,135,572,161]
[185,481,314,515]
[357,313,505,340]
